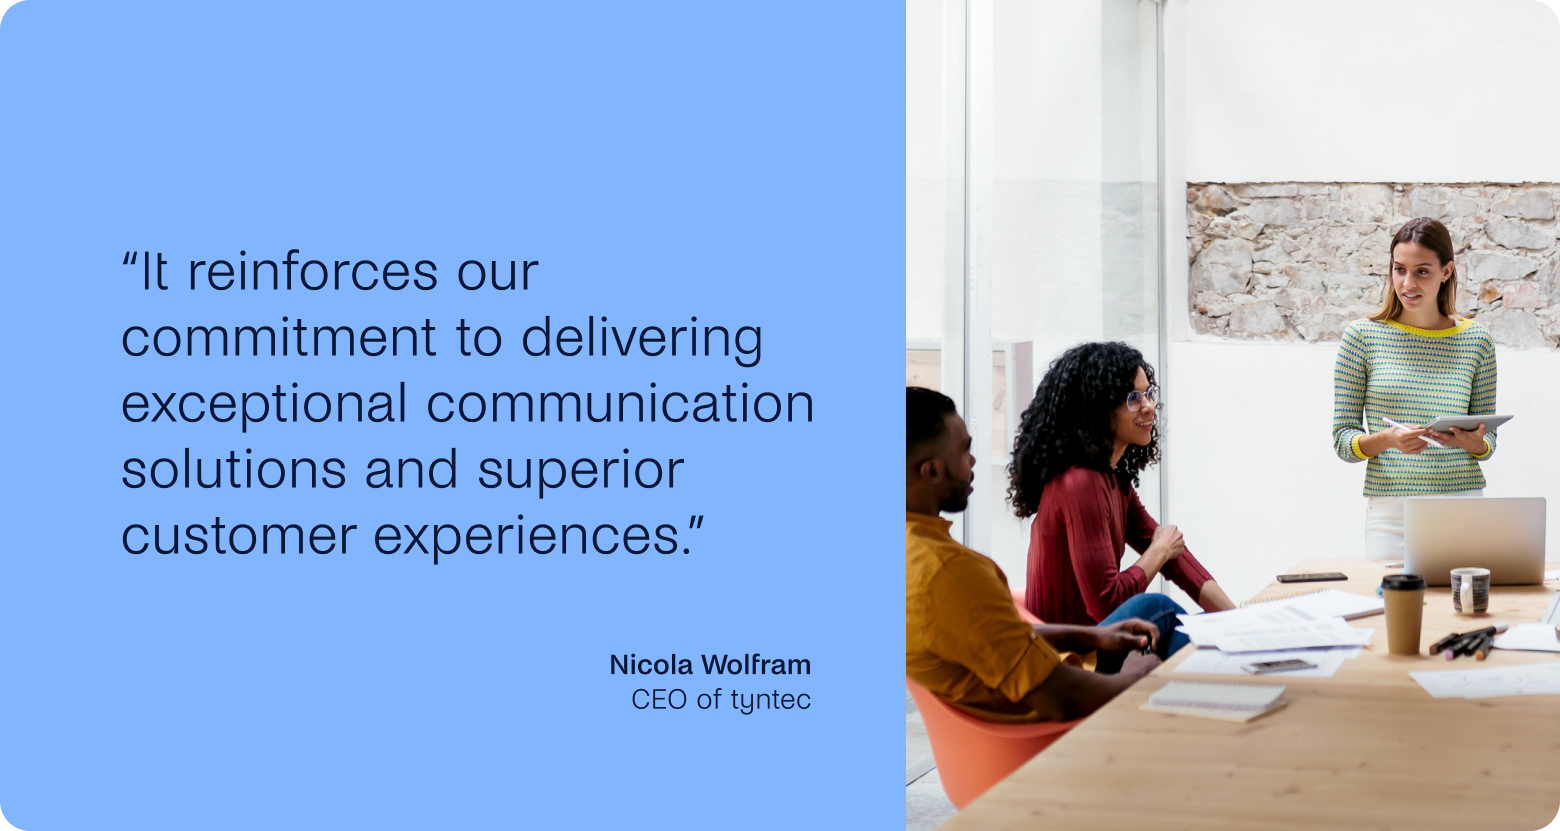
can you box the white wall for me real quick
[1160,0,1560,606]
[1181,0,1560,184]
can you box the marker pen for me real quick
[1440,623,1509,660]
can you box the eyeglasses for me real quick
[1126,386,1159,412]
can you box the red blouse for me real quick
[1024,466,1214,625]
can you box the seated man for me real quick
[907,387,1160,722]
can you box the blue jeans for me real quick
[1093,592,1191,675]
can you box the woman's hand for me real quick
[1427,422,1487,456]
[1082,618,1159,653]
[1147,525,1184,561]
[1362,423,1432,456]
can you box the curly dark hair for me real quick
[1006,342,1160,519]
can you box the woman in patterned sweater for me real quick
[1332,217,1497,560]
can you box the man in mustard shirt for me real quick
[907,387,1160,723]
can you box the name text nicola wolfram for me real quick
[611,653,811,676]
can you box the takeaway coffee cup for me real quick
[1450,567,1491,615]
[1382,574,1427,656]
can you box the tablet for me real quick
[1422,414,1513,432]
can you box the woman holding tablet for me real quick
[1009,342,1235,669]
[1332,217,1497,560]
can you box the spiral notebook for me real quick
[1234,587,1384,620]
[1141,681,1288,723]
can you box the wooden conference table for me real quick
[943,559,1560,831]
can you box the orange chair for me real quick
[906,677,1079,809]
[908,583,1080,809]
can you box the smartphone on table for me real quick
[1276,572,1347,583]
[1241,659,1317,674]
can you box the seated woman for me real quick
[1008,342,1234,670]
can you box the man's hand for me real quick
[1120,650,1161,679]
[1086,618,1159,653]
[1020,651,1163,721]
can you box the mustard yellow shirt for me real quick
[906,512,1062,723]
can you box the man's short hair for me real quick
[907,387,957,457]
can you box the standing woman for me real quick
[1009,342,1235,667]
[1332,217,1497,561]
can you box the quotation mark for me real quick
[683,515,704,554]
[126,250,166,289]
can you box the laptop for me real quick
[1403,497,1547,586]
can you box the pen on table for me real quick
[1440,623,1509,659]
[1438,632,1471,660]
[1429,631,1465,654]
[1474,632,1495,661]
[1445,633,1479,660]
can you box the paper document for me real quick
[1493,622,1560,653]
[1185,589,1383,630]
[1545,570,1560,582]
[1179,589,1383,651]
[1410,661,1560,699]
[1174,644,1364,678]
[1487,593,1560,652]
[1183,618,1373,653]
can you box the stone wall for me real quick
[1186,183,1560,348]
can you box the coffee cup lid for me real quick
[1382,574,1426,590]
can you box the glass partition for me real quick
[907,0,967,542]
[908,0,1164,585]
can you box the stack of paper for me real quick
[1411,661,1560,699]
[1174,644,1365,678]
[1492,624,1560,653]
[1493,591,1560,653]
[1174,589,1378,678]
[1218,588,1383,621]
[1178,590,1380,652]
[1142,681,1287,722]
[1183,618,1374,653]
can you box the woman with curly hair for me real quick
[1009,342,1234,667]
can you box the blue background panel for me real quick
[0,2,904,828]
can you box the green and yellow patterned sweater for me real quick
[1331,317,1496,496]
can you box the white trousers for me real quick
[1364,490,1485,561]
